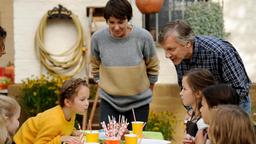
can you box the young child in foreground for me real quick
[0,95,21,144]
[209,105,256,144]
[14,78,90,144]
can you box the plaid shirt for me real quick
[176,36,251,98]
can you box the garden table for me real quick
[97,130,171,144]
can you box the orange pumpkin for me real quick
[135,0,164,14]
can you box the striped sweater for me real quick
[90,26,159,112]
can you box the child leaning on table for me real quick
[14,78,90,144]
[0,95,21,144]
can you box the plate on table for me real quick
[140,138,171,144]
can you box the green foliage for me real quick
[21,75,97,117]
[21,75,65,117]
[184,2,225,38]
[145,111,177,140]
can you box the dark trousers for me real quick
[99,99,149,130]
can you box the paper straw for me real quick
[89,120,92,133]
[79,132,84,143]
[132,108,136,121]
[77,123,84,143]
[78,123,82,130]
[138,122,146,144]
[108,115,111,123]
[139,122,146,133]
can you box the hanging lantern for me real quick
[135,0,164,14]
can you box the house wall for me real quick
[224,0,256,82]
[5,0,256,83]
[13,0,142,82]
[7,1,256,143]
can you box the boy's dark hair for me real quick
[59,78,88,107]
[0,26,7,39]
[104,0,133,21]
[202,84,240,108]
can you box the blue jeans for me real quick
[239,95,251,114]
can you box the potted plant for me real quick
[20,74,65,118]
[145,111,177,140]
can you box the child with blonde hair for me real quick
[180,68,216,144]
[14,78,90,144]
[209,105,256,144]
[0,95,21,144]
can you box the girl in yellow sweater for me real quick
[14,78,90,144]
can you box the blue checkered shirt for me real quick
[176,36,251,99]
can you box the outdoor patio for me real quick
[1,0,256,143]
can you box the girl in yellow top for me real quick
[0,95,21,144]
[14,78,90,144]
